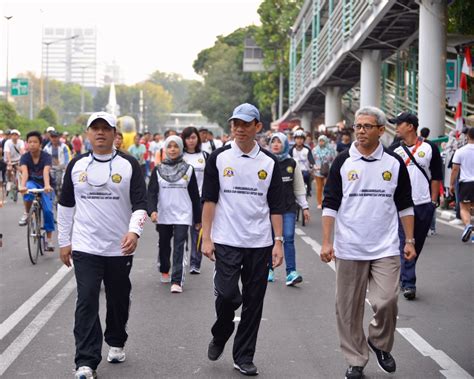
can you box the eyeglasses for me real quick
[85,152,116,187]
[352,124,382,131]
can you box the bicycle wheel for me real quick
[38,208,44,256]
[27,207,40,264]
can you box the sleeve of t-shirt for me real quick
[187,169,202,224]
[322,151,348,212]
[267,158,285,215]
[394,158,414,211]
[59,157,77,207]
[452,148,462,165]
[201,151,220,203]
[20,153,29,166]
[127,155,147,212]
[147,168,159,215]
[307,147,315,165]
[42,152,52,167]
[428,141,443,181]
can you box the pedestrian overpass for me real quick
[283,0,472,139]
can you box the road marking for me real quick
[436,218,464,231]
[397,328,473,379]
[0,265,72,340]
[0,277,76,376]
[296,227,472,378]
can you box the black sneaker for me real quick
[233,362,258,376]
[345,366,364,379]
[207,339,224,361]
[461,224,472,242]
[403,287,416,300]
[368,339,396,373]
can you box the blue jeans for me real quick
[269,212,297,274]
[23,180,55,233]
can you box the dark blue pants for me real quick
[398,202,435,289]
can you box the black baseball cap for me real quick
[388,112,418,129]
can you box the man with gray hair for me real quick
[321,106,416,379]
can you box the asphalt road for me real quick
[0,199,472,378]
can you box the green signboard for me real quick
[11,78,29,96]
[446,60,457,90]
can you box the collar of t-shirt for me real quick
[231,140,260,159]
[92,151,114,161]
[349,141,384,161]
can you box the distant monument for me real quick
[106,82,120,117]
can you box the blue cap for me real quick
[228,103,260,123]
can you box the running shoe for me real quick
[403,287,416,300]
[368,338,396,373]
[171,284,183,293]
[345,366,364,379]
[18,213,27,226]
[449,218,463,225]
[428,229,436,237]
[107,347,126,363]
[208,339,225,361]
[233,362,258,376]
[75,366,97,379]
[267,269,274,282]
[160,273,171,283]
[45,241,55,252]
[286,271,303,286]
[190,267,201,275]
[461,224,472,242]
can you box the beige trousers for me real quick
[335,256,400,367]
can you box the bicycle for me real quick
[26,188,46,264]
[51,166,63,211]
[6,163,20,202]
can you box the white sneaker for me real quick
[19,213,28,226]
[449,218,463,225]
[171,284,183,293]
[75,366,97,379]
[107,346,126,363]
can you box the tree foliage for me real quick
[148,71,197,112]
[37,106,58,126]
[448,0,474,35]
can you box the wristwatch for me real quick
[405,238,415,245]
[274,236,285,243]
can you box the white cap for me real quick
[10,129,21,136]
[87,112,116,128]
[46,126,56,133]
[0,130,3,134]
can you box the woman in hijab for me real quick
[267,132,310,286]
[147,135,201,293]
[312,135,336,209]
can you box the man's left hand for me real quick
[404,243,417,261]
[44,185,53,193]
[121,232,138,255]
[272,241,283,268]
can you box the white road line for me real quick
[436,218,464,231]
[397,328,473,379]
[0,277,76,376]
[296,227,472,378]
[0,265,72,340]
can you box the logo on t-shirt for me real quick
[286,166,294,174]
[382,171,392,181]
[223,167,234,177]
[417,151,425,158]
[183,174,189,182]
[258,170,268,180]
[348,170,359,181]
[198,158,204,164]
[112,173,122,183]
[79,172,87,183]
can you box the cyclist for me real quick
[4,129,25,196]
[18,131,55,252]
[43,130,71,196]
[289,129,315,197]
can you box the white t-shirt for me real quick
[4,139,25,162]
[452,143,474,183]
[183,151,206,196]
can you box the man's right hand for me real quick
[59,245,72,267]
[320,242,335,263]
[150,212,158,223]
[202,237,215,262]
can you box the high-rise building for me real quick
[42,27,104,88]
[104,61,125,85]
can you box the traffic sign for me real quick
[446,60,457,90]
[11,78,29,96]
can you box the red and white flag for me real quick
[454,101,463,132]
[461,47,473,77]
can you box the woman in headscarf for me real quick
[147,135,201,293]
[312,135,336,209]
[267,132,310,286]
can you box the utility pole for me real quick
[4,16,13,102]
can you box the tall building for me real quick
[41,27,104,88]
[104,61,125,85]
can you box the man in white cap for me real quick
[202,103,284,376]
[58,112,148,379]
[4,129,25,195]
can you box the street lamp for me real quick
[4,16,13,102]
[43,34,79,105]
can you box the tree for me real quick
[0,101,18,130]
[148,71,197,112]
[136,81,173,128]
[37,106,58,126]
[448,0,474,35]
[254,0,305,113]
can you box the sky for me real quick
[1,0,262,85]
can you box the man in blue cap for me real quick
[202,103,284,376]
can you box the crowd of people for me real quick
[0,102,472,379]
